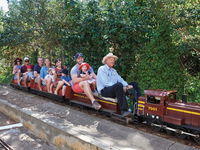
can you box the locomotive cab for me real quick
[166,92,178,103]
[137,90,177,124]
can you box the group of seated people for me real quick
[13,53,141,117]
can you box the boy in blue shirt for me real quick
[54,69,71,96]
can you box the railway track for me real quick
[0,139,13,150]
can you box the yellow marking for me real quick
[138,101,145,104]
[138,108,143,110]
[96,99,117,105]
[138,104,144,108]
[148,107,158,111]
[73,94,117,105]
[167,107,200,116]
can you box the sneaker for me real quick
[92,100,101,110]
[92,90,99,96]
[121,111,131,117]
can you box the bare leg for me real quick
[54,81,64,95]
[79,81,95,103]
[16,73,21,85]
[24,75,28,87]
[37,77,42,91]
[62,85,66,96]
[91,81,96,90]
[50,83,53,93]
[46,78,52,93]
[78,81,101,110]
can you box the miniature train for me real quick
[10,79,200,144]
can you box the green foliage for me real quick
[128,2,185,96]
[0,0,199,102]
[185,73,200,102]
[0,59,13,84]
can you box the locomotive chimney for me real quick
[182,94,187,103]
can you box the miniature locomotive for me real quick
[136,89,200,144]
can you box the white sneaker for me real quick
[93,90,99,96]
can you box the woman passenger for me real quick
[52,59,63,90]
[54,59,63,78]
[40,58,55,93]
[12,58,22,85]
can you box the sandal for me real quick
[92,100,101,110]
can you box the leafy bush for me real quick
[185,74,200,102]
[0,0,199,103]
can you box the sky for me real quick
[0,0,9,12]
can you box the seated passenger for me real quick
[54,59,63,78]
[97,53,141,117]
[44,68,55,93]
[40,58,54,93]
[70,53,101,110]
[12,58,22,85]
[53,59,63,88]
[54,69,71,96]
[78,63,96,90]
[33,57,43,90]
[20,57,33,87]
[27,65,34,80]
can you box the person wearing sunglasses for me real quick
[20,57,33,87]
[13,58,22,85]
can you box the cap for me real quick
[102,53,118,64]
[24,57,29,61]
[74,53,84,59]
[27,65,32,69]
[78,63,90,71]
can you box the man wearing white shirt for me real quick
[97,53,141,117]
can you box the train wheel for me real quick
[192,131,200,144]
[166,129,174,135]
[165,124,175,135]
[175,127,187,139]
[146,118,152,126]
[132,115,143,124]
[151,120,162,132]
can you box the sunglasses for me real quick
[25,60,29,62]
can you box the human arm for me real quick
[40,67,45,80]
[12,66,17,74]
[61,76,71,86]
[33,65,39,77]
[70,66,92,84]
[80,73,87,78]
[63,80,71,86]
[116,71,128,87]
[52,68,57,79]
[90,72,96,79]
[71,74,92,84]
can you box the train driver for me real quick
[97,53,141,117]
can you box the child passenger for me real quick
[54,69,71,96]
[27,65,34,80]
[45,68,55,93]
[78,63,96,90]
